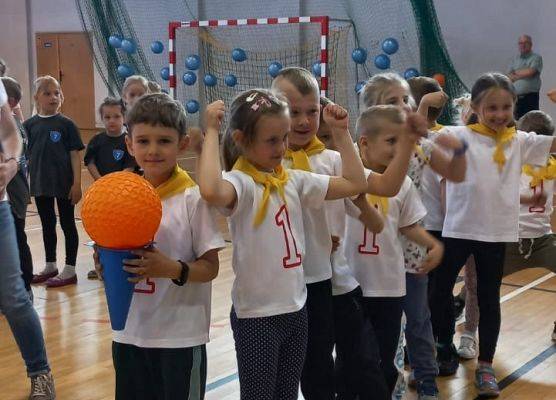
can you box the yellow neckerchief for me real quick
[430,123,444,132]
[522,156,556,188]
[468,123,517,171]
[367,194,389,215]
[232,156,289,226]
[155,165,196,200]
[284,136,326,171]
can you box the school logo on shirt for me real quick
[113,149,124,161]
[49,131,61,143]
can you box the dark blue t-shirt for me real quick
[84,131,135,176]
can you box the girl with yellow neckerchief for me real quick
[197,89,366,400]
[429,73,556,397]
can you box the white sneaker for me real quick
[458,332,477,359]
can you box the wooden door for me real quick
[36,32,95,131]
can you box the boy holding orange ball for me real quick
[96,93,225,399]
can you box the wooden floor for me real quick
[1,162,555,399]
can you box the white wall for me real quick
[435,0,556,119]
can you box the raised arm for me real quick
[197,100,237,209]
[429,133,467,182]
[352,194,384,233]
[324,104,367,200]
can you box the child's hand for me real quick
[403,113,428,142]
[547,88,556,103]
[123,247,181,283]
[187,127,204,155]
[204,100,225,133]
[352,193,367,209]
[69,184,82,205]
[422,91,449,109]
[331,235,340,254]
[323,104,349,133]
[416,240,444,274]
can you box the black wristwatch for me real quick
[172,260,190,286]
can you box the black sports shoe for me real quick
[436,343,459,376]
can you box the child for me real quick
[96,93,225,399]
[345,105,444,395]
[25,76,84,288]
[198,89,366,400]
[1,77,33,297]
[122,75,149,109]
[148,80,162,93]
[84,97,135,279]
[360,73,466,399]
[430,72,556,397]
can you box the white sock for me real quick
[43,262,57,274]
[59,264,76,278]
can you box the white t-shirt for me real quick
[344,173,426,297]
[443,127,553,242]
[221,169,330,318]
[421,165,444,231]
[282,149,339,283]
[326,197,359,296]
[518,175,554,238]
[113,186,225,348]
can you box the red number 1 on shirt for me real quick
[359,227,380,255]
[275,205,302,268]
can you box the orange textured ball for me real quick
[81,172,162,249]
[433,73,446,88]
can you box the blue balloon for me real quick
[121,39,136,54]
[355,81,366,94]
[160,67,170,81]
[182,71,197,85]
[232,48,247,62]
[312,61,322,77]
[382,38,399,55]
[185,54,201,70]
[374,54,391,70]
[404,68,420,79]
[186,100,200,114]
[268,62,283,78]
[150,41,164,54]
[117,64,133,78]
[108,35,122,48]
[351,48,367,64]
[224,74,238,87]
[203,73,217,87]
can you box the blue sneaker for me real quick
[417,379,439,400]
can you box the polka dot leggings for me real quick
[230,306,308,400]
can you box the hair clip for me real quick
[250,97,272,112]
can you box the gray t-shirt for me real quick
[508,52,543,95]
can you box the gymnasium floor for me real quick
[1,160,555,400]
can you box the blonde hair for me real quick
[360,72,411,110]
[356,104,405,140]
[122,75,149,96]
[147,80,161,93]
[33,75,63,112]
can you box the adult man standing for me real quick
[508,35,543,119]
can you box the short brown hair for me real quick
[98,97,124,118]
[126,93,187,137]
[271,67,319,97]
[356,105,405,140]
[407,76,444,121]
[517,110,555,136]
[1,76,22,103]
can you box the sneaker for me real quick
[458,332,477,359]
[454,295,465,321]
[87,270,99,280]
[45,274,77,288]
[417,379,439,400]
[29,372,56,399]
[436,343,459,376]
[475,366,500,398]
[32,269,58,284]
[552,322,556,341]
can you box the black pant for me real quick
[430,238,505,363]
[361,296,404,395]
[333,287,388,400]
[301,279,335,400]
[231,306,308,400]
[515,92,540,120]
[112,342,207,400]
[426,230,443,305]
[34,196,78,266]
[12,213,33,291]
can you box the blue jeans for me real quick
[0,201,50,376]
[403,272,438,381]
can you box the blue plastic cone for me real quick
[97,247,138,330]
